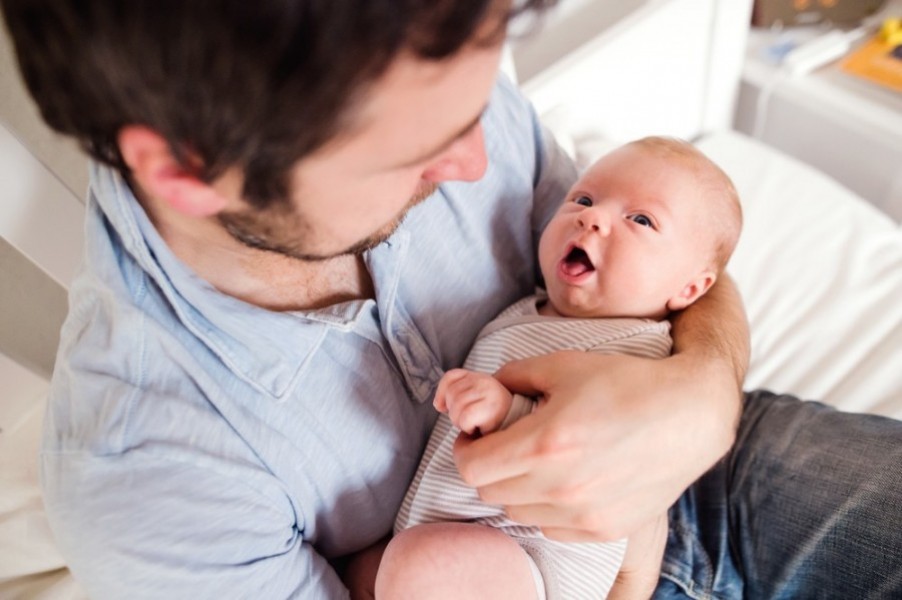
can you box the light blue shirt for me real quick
[41,76,576,598]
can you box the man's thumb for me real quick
[494,352,571,395]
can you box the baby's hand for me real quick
[434,369,514,436]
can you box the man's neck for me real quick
[201,247,376,312]
[142,195,374,312]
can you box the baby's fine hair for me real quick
[627,136,742,273]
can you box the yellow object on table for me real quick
[841,17,902,93]
[879,17,902,45]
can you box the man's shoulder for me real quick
[48,270,224,457]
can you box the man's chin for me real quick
[326,182,439,258]
[410,182,439,206]
[220,182,440,262]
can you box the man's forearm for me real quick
[670,274,750,436]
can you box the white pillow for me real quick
[697,130,902,418]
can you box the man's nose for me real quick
[421,124,488,184]
[577,208,611,236]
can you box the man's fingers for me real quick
[538,527,613,543]
[493,351,582,396]
[452,402,584,490]
[493,356,549,397]
[502,501,625,541]
[452,418,538,487]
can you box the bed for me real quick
[1,0,899,596]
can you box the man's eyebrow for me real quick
[394,106,487,168]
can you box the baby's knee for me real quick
[375,523,538,600]
[375,524,461,598]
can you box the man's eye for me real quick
[630,214,654,228]
[574,196,593,207]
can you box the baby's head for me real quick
[538,136,742,320]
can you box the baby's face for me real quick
[538,144,717,319]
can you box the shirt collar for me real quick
[89,162,374,399]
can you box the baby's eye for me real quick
[630,214,654,228]
[574,196,593,207]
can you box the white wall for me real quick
[0,16,87,385]
[0,21,88,199]
[511,0,753,145]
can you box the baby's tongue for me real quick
[562,249,594,276]
[562,260,591,277]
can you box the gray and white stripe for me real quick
[396,295,672,599]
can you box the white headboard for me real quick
[511,0,754,143]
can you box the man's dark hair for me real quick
[1,0,554,207]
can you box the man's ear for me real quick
[666,271,717,312]
[117,125,228,218]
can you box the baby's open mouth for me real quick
[561,245,595,277]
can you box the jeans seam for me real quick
[659,571,728,600]
[661,514,720,599]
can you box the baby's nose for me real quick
[578,209,611,236]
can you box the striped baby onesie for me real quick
[395,294,672,599]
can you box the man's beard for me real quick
[218,183,438,262]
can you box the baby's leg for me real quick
[376,522,540,600]
[607,514,668,600]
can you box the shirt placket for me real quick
[366,229,443,404]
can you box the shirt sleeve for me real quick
[41,449,349,599]
[524,94,578,279]
[493,72,579,241]
[531,121,578,231]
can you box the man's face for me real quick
[218,41,503,261]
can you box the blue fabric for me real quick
[41,75,577,599]
[656,390,902,599]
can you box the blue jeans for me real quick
[654,390,902,599]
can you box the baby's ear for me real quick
[667,271,717,312]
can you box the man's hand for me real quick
[451,278,748,543]
[452,351,736,542]
[435,369,514,436]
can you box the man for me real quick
[3,1,900,598]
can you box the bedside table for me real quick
[734,21,902,222]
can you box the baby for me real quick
[377,136,743,599]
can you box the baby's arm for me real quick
[435,369,523,436]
